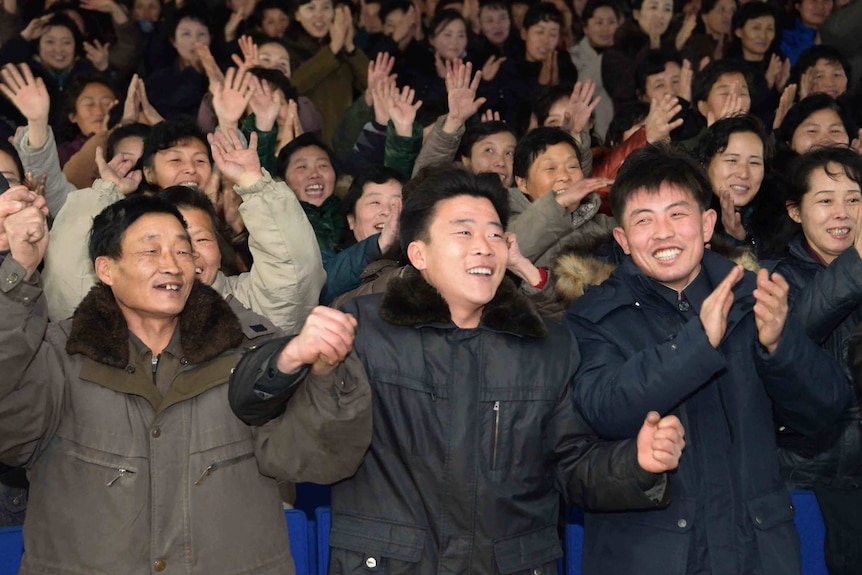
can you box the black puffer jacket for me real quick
[772,237,862,489]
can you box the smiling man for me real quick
[230,167,689,574]
[564,144,851,574]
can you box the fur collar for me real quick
[379,266,547,338]
[66,282,243,368]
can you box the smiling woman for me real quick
[56,76,117,165]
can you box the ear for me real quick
[734,28,743,39]
[68,111,77,124]
[702,208,718,243]
[407,240,427,270]
[786,200,802,223]
[346,213,356,230]
[520,27,527,41]
[95,256,115,286]
[461,155,472,170]
[632,9,640,22]
[612,226,631,255]
[515,175,529,195]
[143,165,156,185]
[697,99,709,119]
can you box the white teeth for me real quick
[195,267,203,274]
[467,267,493,276]
[730,185,748,191]
[180,182,199,189]
[159,284,181,291]
[306,184,323,192]
[828,228,850,236]
[654,249,681,261]
[375,224,385,230]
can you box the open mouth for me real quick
[467,267,493,276]
[374,223,386,231]
[156,282,183,291]
[653,248,681,261]
[827,227,851,238]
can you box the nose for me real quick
[472,234,494,256]
[158,249,182,274]
[736,162,750,179]
[652,216,674,240]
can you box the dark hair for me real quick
[141,118,211,173]
[691,59,753,105]
[609,144,713,220]
[380,0,413,22]
[522,2,563,30]
[399,167,509,253]
[582,0,623,22]
[89,194,188,263]
[456,121,517,161]
[0,140,25,183]
[726,2,778,59]
[429,8,467,36]
[342,165,405,216]
[696,114,773,170]
[789,45,851,92]
[275,132,337,180]
[166,3,216,43]
[785,147,862,207]
[479,0,510,15]
[159,185,220,232]
[634,49,680,99]
[58,74,117,142]
[513,127,581,180]
[774,94,855,148]
[605,101,649,147]
[34,13,84,66]
[252,0,291,30]
[248,66,298,102]
[532,84,575,126]
[106,123,151,164]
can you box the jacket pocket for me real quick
[329,513,425,574]
[493,525,562,574]
[745,488,800,575]
[66,448,139,487]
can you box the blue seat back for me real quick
[286,508,313,575]
[315,506,331,575]
[0,526,24,575]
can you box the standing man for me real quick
[230,168,687,574]
[565,145,851,574]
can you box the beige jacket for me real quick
[42,172,324,333]
[0,257,371,575]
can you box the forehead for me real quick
[744,15,774,27]
[263,7,288,16]
[436,19,466,33]
[532,142,578,165]
[473,131,516,149]
[527,19,560,32]
[159,138,209,156]
[179,207,216,233]
[811,58,844,72]
[0,151,21,179]
[288,145,330,163]
[259,43,289,58]
[622,183,700,216]
[361,179,402,196]
[429,195,501,227]
[710,72,746,90]
[78,83,114,99]
[42,25,74,39]
[480,5,508,16]
[724,131,763,152]
[640,0,673,9]
[590,6,618,19]
[176,18,208,32]
[801,108,843,126]
[122,212,188,245]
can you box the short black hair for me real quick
[582,0,623,22]
[691,59,752,105]
[141,118,211,173]
[774,94,855,148]
[0,140,25,183]
[522,2,563,30]
[479,0,510,14]
[790,45,851,91]
[342,165,405,216]
[635,49,679,99]
[89,194,188,263]
[429,8,467,36]
[696,114,772,170]
[513,127,580,180]
[59,74,117,141]
[275,132,337,180]
[610,144,713,221]
[605,101,649,147]
[785,147,862,208]
[106,123,151,164]
[532,84,575,126]
[34,12,84,61]
[252,0,291,27]
[166,3,216,42]
[457,121,517,161]
[727,2,778,59]
[159,185,220,233]
[248,66,299,102]
[380,0,413,22]
[400,167,509,253]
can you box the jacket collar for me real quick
[378,266,547,338]
[66,282,244,368]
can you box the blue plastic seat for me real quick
[0,525,24,575]
[791,490,828,575]
[315,506,331,575]
[285,508,314,575]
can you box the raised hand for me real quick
[197,43,226,88]
[208,129,262,188]
[0,63,50,125]
[4,201,50,280]
[637,412,686,473]
[23,172,47,199]
[136,79,164,125]
[706,81,746,127]
[96,146,142,195]
[84,39,111,72]
[644,94,683,143]
[232,35,260,69]
[370,76,396,126]
[377,197,402,253]
[329,5,349,54]
[753,269,789,354]
[773,83,797,131]
[0,186,45,251]
[276,99,303,153]
[121,74,141,124]
[19,14,52,41]
[276,306,359,375]
[480,109,501,122]
[481,54,506,82]
[675,12,696,51]
[389,85,422,137]
[564,80,600,138]
[699,264,743,348]
[678,59,693,103]
[248,76,282,132]
[212,67,257,130]
[364,51,396,106]
[764,54,781,91]
[538,50,559,86]
[505,232,543,286]
[443,60,485,133]
[719,189,746,241]
[554,177,614,212]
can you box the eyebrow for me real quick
[449,218,504,229]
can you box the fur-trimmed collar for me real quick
[66,282,243,368]
[379,266,548,338]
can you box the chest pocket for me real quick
[328,512,426,575]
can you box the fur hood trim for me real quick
[379,267,548,339]
[66,282,243,368]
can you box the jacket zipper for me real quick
[107,468,136,487]
[492,401,500,469]
[195,452,255,485]
[152,354,159,385]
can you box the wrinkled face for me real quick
[808,59,848,99]
[643,61,681,102]
[172,18,211,65]
[634,0,673,37]
[347,179,402,242]
[96,213,196,323]
[702,0,735,37]
[258,42,291,76]
[790,108,849,154]
[479,6,511,47]
[38,25,75,71]
[796,0,833,28]
[613,184,716,293]
[522,20,560,62]
[431,19,468,61]
[788,164,861,265]
[134,0,161,22]
[697,72,751,120]
[145,138,212,190]
[463,131,516,187]
[408,195,508,327]
[0,151,22,188]
[295,0,335,39]
[179,207,221,285]
[261,8,290,37]
[584,6,619,49]
[736,15,775,59]
[284,145,336,206]
[707,131,765,207]
[70,82,115,137]
[516,142,583,201]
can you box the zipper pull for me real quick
[195,465,214,486]
[151,354,159,385]
[492,401,501,470]
[107,468,131,487]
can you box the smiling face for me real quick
[283,145,336,206]
[584,6,619,49]
[38,24,76,71]
[735,15,775,60]
[431,18,468,61]
[347,179,402,242]
[807,59,848,99]
[613,184,716,293]
[407,195,508,328]
[95,212,196,325]
[516,142,583,201]
[172,17,211,66]
[261,7,290,37]
[790,108,849,154]
[522,19,560,61]
[295,0,335,39]
[643,61,681,102]
[634,0,674,37]
[70,82,116,137]
[796,0,833,28]
[697,72,751,120]
[176,207,221,285]
[788,164,862,264]
[258,42,291,76]
[145,138,212,190]
[479,6,511,47]
[463,131,517,187]
[707,131,765,207]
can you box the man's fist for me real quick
[637,411,685,474]
[277,307,358,375]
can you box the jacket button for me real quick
[365,556,377,569]
[153,559,166,572]
[12,496,22,506]
[670,344,677,350]
[677,519,687,528]
[533,569,543,575]
[755,516,762,525]
[151,427,161,438]
[5,273,19,284]
[634,301,641,307]
[180,357,189,365]
[126,365,136,374]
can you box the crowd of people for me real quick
[1,0,862,572]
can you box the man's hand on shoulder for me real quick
[636,411,685,474]
[277,307,358,376]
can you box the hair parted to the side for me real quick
[513,127,581,180]
[159,185,220,232]
[696,114,773,169]
[456,121,517,161]
[89,195,188,264]
[343,165,406,216]
[399,167,509,254]
[786,147,862,208]
[610,144,714,221]
[275,132,337,181]
[141,118,211,171]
